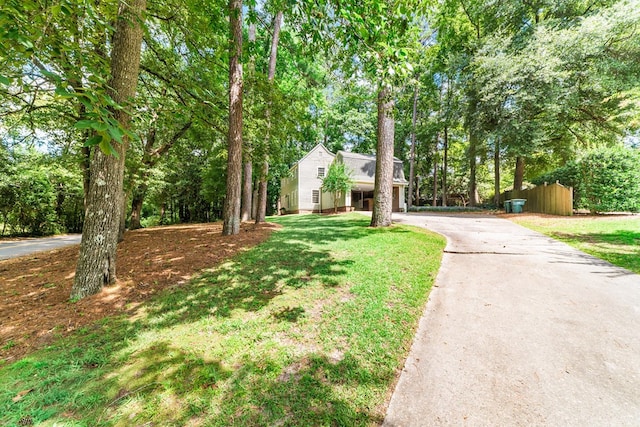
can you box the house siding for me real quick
[281,144,407,214]
[281,144,334,212]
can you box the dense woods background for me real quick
[1,1,638,236]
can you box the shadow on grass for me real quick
[550,230,640,275]
[143,236,357,330]
[1,213,391,426]
[214,352,390,426]
[79,343,388,426]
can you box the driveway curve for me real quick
[384,212,640,426]
[0,234,81,260]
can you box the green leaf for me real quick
[90,122,109,132]
[99,139,119,158]
[358,27,369,41]
[0,75,10,85]
[108,125,124,143]
[54,86,74,98]
[84,135,103,147]
[18,37,34,50]
[79,98,92,109]
[74,120,96,130]
[40,68,61,83]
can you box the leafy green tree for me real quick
[321,162,354,213]
[222,0,244,235]
[327,0,424,226]
[533,146,640,213]
[72,0,147,300]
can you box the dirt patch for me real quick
[0,222,278,364]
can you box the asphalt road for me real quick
[0,234,82,260]
[384,212,640,426]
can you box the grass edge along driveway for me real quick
[0,213,445,427]
[509,214,640,274]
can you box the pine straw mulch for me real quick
[0,222,278,364]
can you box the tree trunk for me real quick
[241,161,252,221]
[71,0,146,300]
[255,161,268,222]
[81,146,91,209]
[118,191,127,242]
[267,12,282,89]
[469,131,479,206]
[514,156,525,191]
[494,138,501,206]
[159,202,166,225]
[241,18,256,222]
[251,177,258,219]
[432,140,438,207]
[407,85,418,209]
[129,182,147,230]
[222,0,243,236]
[370,85,394,227]
[442,125,448,207]
[255,11,282,224]
[131,122,191,230]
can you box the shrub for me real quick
[532,146,640,213]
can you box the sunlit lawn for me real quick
[0,213,445,426]
[509,214,640,274]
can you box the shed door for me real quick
[392,187,399,212]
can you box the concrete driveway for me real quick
[0,234,81,260]
[384,212,640,426]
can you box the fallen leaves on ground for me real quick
[0,222,277,363]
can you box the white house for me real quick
[280,143,408,213]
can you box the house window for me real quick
[312,190,320,204]
[317,167,325,178]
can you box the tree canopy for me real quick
[1,0,639,297]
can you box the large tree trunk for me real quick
[222,0,243,236]
[442,125,448,207]
[241,18,256,222]
[514,155,525,191]
[407,85,418,209]
[71,0,146,300]
[494,138,501,206]
[255,11,283,224]
[370,85,394,227]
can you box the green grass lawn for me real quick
[509,215,640,274]
[0,213,445,427]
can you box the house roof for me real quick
[337,150,408,184]
[291,143,335,169]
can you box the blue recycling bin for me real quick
[511,199,526,213]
